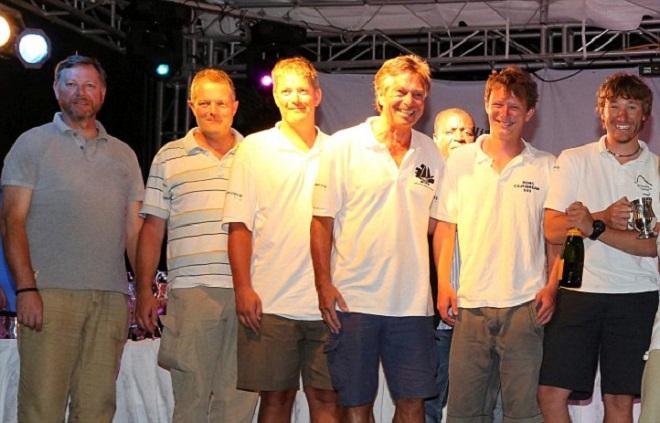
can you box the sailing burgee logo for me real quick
[415,164,435,187]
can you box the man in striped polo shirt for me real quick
[136,68,258,423]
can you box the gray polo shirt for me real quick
[1,113,144,293]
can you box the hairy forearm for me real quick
[3,222,36,290]
[598,227,657,257]
[310,216,334,289]
[125,202,143,273]
[433,220,456,293]
[228,223,254,291]
[135,216,165,294]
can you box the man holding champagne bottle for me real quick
[538,72,659,423]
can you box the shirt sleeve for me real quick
[141,149,170,219]
[544,150,577,213]
[434,153,459,224]
[222,141,258,231]
[1,134,40,189]
[429,150,445,221]
[126,149,145,203]
[312,135,344,218]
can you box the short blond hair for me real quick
[373,55,431,113]
[190,68,236,101]
[271,57,319,89]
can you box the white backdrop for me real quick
[316,67,660,156]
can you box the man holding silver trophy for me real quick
[539,73,659,423]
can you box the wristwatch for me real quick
[589,219,606,240]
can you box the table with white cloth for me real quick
[0,338,641,422]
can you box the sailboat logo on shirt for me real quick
[415,164,435,187]
[635,175,652,197]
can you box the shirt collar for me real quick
[474,134,537,166]
[274,121,326,152]
[181,127,244,155]
[596,134,650,164]
[53,112,109,142]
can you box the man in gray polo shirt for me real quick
[1,55,144,423]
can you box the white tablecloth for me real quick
[0,339,640,422]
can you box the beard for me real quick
[59,98,101,122]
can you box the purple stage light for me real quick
[259,74,273,87]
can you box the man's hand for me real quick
[17,291,43,331]
[438,286,458,327]
[235,286,262,333]
[565,201,593,236]
[317,283,348,334]
[534,286,557,325]
[602,197,632,231]
[136,290,159,334]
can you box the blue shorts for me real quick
[325,312,437,407]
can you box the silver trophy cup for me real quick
[630,197,657,239]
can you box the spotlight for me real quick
[259,74,273,88]
[0,15,10,48]
[15,28,50,69]
[155,63,171,78]
[0,5,22,53]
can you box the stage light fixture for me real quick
[0,5,22,54]
[0,15,11,48]
[15,28,50,69]
[155,63,171,78]
[259,74,273,88]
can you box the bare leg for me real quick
[341,404,374,423]
[537,385,571,423]
[603,393,634,423]
[258,389,297,423]
[305,387,340,423]
[393,398,424,423]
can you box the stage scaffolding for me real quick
[6,0,660,148]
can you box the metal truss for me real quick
[6,0,128,52]
[182,19,660,75]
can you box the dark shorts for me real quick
[539,289,658,400]
[237,314,333,391]
[325,312,437,407]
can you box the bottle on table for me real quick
[559,227,584,288]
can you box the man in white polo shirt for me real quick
[136,68,258,422]
[538,72,659,423]
[224,57,339,422]
[435,66,557,422]
[311,55,442,422]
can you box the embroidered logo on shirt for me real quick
[415,164,435,186]
[513,180,541,193]
[636,175,653,197]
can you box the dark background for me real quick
[0,10,284,175]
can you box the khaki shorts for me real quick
[237,314,333,391]
[448,301,544,423]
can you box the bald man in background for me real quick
[425,108,475,423]
[433,108,476,159]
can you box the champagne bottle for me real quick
[559,228,584,288]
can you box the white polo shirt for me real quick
[223,123,329,320]
[436,135,555,309]
[141,128,243,289]
[312,118,443,317]
[545,136,659,294]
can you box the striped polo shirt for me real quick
[141,128,242,289]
